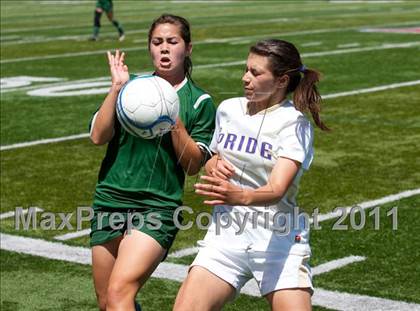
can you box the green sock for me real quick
[93,26,99,37]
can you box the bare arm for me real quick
[171,118,206,176]
[90,50,129,145]
[195,157,300,206]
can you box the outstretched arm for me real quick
[90,50,129,145]
[195,157,300,206]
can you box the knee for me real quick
[106,281,125,307]
[106,280,133,308]
[173,288,195,311]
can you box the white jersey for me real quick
[206,97,314,252]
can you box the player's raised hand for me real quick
[107,49,129,91]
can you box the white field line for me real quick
[322,79,420,99]
[1,75,113,94]
[0,133,90,151]
[3,18,298,46]
[168,247,199,258]
[2,78,419,152]
[2,7,418,37]
[2,41,418,89]
[301,41,323,47]
[2,42,419,94]
[1,19,419,64]
[301,41,420,58]
[312,188,420,223]
[0,28,340,64]
[0,207,44,220]
[54,228,91,241]
[0,46,147,64]
[330,0,404,3]
[312,256,366,276]
[337,42,361,48]
[2,233,419,310]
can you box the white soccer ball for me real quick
[116,75,179,139]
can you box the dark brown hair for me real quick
[148,14,193,80]
[250,39,329,131]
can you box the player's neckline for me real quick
[246,98,288,116]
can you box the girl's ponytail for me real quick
[293,68,329,131]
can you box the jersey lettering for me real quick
[217,132,273,160]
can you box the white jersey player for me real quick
[174,39,329,311]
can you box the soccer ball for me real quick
[116,75,179,139]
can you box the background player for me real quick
[90,0,125,41]
[89,14,216,311]
[174,39,329,311]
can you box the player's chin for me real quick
[157,64,171,72]
[244,91,252,98]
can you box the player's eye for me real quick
[151,39,162,45]
[250,69,259,76]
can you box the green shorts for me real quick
[90,205,182,250]
[96,0,113,13]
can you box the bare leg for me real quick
[91,236,123,311]
[106,230,166,311]
[173,266,236,311]
[265,288,312,311]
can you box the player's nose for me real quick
[242,72,250,83]
[160,42,169,53]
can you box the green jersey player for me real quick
[90,0,125,41]
[89,14,215,311]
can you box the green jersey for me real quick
[91,77,216,210]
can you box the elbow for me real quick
[273,188,287,202]
[185,159,203,176]
[90,132,106,145]
[185,165,201,176]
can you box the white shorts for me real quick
[191,240,313,297]
[190,206,313,297]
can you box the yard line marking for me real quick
[311,288,420,311]
[313,188,420,223]
[312,256,366,276]
[1,75,112,94]
[54,228,91,241]
[302,41,420,58]
[322,79,420,99]
[168,247,199,258]
[330,0,403,3]
[0,28,339,63]
[337,42,360,48]
[2,20,418,63]
[0,207,44,220]
[2,233,419,310]
[11,42,418,96]
[0,46,147,64]
[2,78,419,151]
[0,133,90,151]
[301,41,322,47]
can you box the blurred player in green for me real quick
[90,0,125,41]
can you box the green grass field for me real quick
[1,1,420,310]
